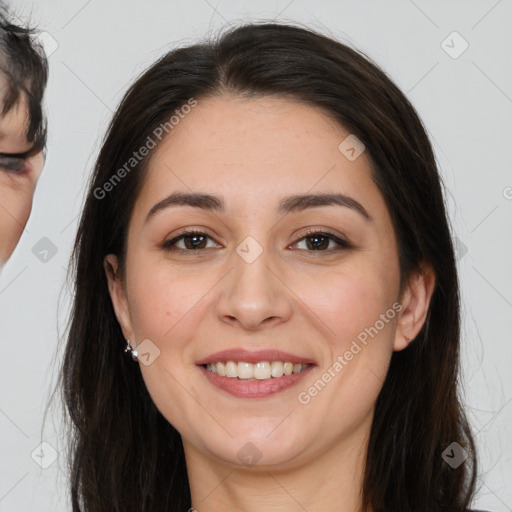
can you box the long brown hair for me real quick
[58,22,477,511]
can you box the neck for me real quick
[184,420,372,512]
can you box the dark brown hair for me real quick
[59,22,477,512]
[0,2,48,148]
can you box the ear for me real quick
[394,262,436,351]
[104,254,135,342]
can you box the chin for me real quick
[192,420,310,469]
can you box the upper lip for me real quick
[196,348,316,365]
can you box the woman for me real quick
[61,22,484,512]
[0,3,48,268]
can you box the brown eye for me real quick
[162,231,220,252]
[180,233,208,250]
[293,230,352,252]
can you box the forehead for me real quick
[134,94,389,224]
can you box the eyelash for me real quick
[0,157,27,174]
[162,228,352,254]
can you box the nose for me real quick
[216,241,293,331]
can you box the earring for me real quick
[405,336,413,343]
[124,339,138,361]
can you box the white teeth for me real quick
[253,361,271,380]
[238,362,253,379]
[205,361,309,379]
[216,362,225,377]
[225,361,238,378]
[292,363,302,374]
[270,361,284,378]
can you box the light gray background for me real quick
[0,1,511,510]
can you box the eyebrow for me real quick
[145,191,371,223]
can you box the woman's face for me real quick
[106,95,424,470]
[0,90,44,266]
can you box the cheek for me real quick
[125,263,208,428]
[0,179,38,262]
[294,269,399,430]
[294,259,399,347]
[0,176,36,210]
[126,258,215,344]
[316,259,400,401]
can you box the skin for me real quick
[0,89,44,267]
[105,95,436,512]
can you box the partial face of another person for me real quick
[0,88,44,266]
[106,95,432,471]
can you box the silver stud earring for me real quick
[124,339,138,361]
[405,336,414,343]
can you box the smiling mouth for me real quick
[204,361,310,380]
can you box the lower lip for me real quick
[198,365,314,398]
